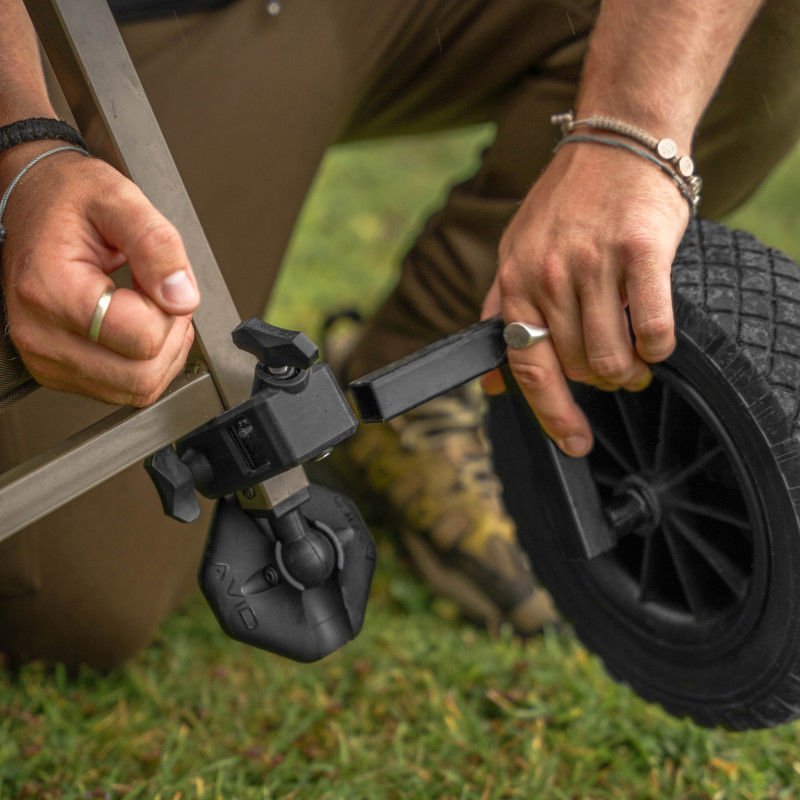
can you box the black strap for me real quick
[0,118,85,155]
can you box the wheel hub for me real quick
[569,366,762,643]
[606,474,662,537]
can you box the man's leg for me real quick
[694,0,800,218]
[0,389,211,670]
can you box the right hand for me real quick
[0,148,200,406]
[480,142,686,457]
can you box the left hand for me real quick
[481,141,690,457]
[1,148,199,406]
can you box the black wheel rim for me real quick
[571,366,768,649]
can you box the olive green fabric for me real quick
[0,0,798,668]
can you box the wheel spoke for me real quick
[638,530,660,602]
[593,428,637,475]
[654,383,672,471]
[663,445,724,490]
[591,470,619,488]
[669,513,749,599]
[662,523,707,616]
[576,371,758,635]
[614,392,652,470]
[668,497,751,533]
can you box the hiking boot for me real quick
[323,313,558,635]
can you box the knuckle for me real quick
[34,373,60,392]
[22,356,60,392]
[513,362,552,394]
[542,413,577,437]
[139,390,163,407]
[636,315,674,346]
[616,230,658,266]
[573,246,603,283]
[587,352,633,381]
[14,271,47,310]
[107,177,139,207]
[5,310,31,348]
[135,341,162,362]
[497,261,523,299]
[9,325,39,357]
[563,363,593,383]
[129,387,162,408]
[134,327,167,361]
[127,393,153,408]
[129,366,164,403]
[536,254,566,298]
[134,221,183,263]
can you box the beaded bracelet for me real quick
[551,110,702,213]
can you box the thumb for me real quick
[89,179,201,315]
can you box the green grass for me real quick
[3,128,800,800]
[725,144,800,262]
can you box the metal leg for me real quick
[0,368,221,539]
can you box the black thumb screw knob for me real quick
[144,445,201,523]
[232,318,318,370]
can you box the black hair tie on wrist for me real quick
[0,118,86,155]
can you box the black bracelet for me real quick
[0,118,85,155]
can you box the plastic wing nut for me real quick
[232,318,318,369]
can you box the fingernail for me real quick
[161,270,199,306]
[562,435,590,457]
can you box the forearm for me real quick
[0,1,59,183]
[0,0,55,121]
[577,0,763,150]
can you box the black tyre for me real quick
[488,219,800,730]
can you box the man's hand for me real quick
[479,0,762,458]
[481,142,689,457]
[1,149,200,406]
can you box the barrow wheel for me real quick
[488,219,800,730]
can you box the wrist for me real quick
[573,93,696,154]
[0,139,72,186]
[0,95,58,134]
[0,145,90,250]
[0,118,85,188]
[549,142,690,219]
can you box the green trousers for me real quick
[1,0,798,668]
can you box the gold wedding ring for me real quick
[88,288,114,342]
[503,321,550,349]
